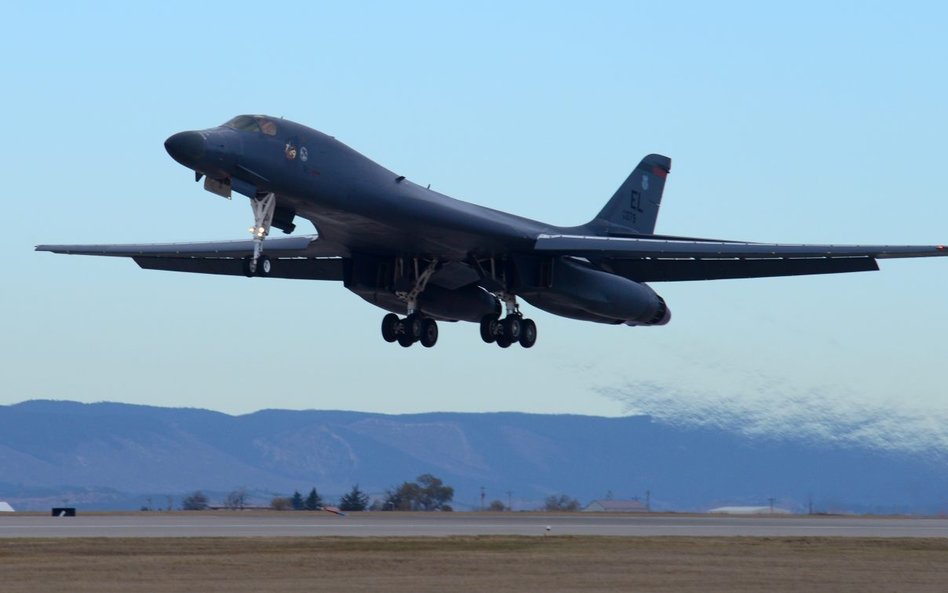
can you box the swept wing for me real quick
[36,235,346,281]
[535,234,947,282]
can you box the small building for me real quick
[583,499,648,513]
[0,501,15,512]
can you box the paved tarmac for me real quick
[2,512,948,538]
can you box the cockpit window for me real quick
[223,115,278,136]
[259,119,277,135]
[224,115,260,132]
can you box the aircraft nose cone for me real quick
[164,131,205,167]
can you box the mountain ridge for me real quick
[1,399,945,513]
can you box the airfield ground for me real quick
[2,536,948,592]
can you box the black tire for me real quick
[257,255,272,276]
[502,316,522,341]
[405,314,423,340]
[381,313,399,343]
[519,318,537,348]
[397,333,414,347]
[480,314,498,343]
[242,257,254,278]
[496,334,511,348]
[420,318,438,348]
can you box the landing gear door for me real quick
[203,176,257,200]
[204,177,232,199]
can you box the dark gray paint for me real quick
[35,115,948,338]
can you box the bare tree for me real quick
[271,497,292,511]
[543,494,580,512]
[181,491,209,511]
[224,488,248,510]
[487,500,507,512]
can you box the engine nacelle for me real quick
[519,257,671,326]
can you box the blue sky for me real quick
[4,2,947,446]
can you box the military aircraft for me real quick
[37,115,947,348]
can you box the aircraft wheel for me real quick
[242,257,254,278]
[397,333,415,347]
[519,318,537,348]
[420,318,438,348]
[502,315,522,342]
[480,314,498,343]
[405,314,423,340]
[381,314,399,343]
[496,334,511,348]
[257,255,272,276]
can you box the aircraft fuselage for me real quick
[166,117,558,261]
[39,114,946,349]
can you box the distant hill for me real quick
[1,400,946,513]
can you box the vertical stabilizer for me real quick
[587,154,671,236]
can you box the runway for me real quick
[2,512,948,538]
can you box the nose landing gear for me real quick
[242,192,276,277]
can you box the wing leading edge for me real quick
[35,235,347,281]
[535,234,947,282]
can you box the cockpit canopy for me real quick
[223,115,278,136]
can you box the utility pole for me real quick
[506,490,513,512]
[768,497,775,514]
[480,486,485,512]
[645,490,651,512]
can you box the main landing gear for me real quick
[381,313,439,348]
[381,309,537,349]
[479,294,537,349]
[377,258,538,349]
[381,258,440,348]
[242,192,276,277]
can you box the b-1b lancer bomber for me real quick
[37,115,947,348]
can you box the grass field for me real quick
[2,536,947,592]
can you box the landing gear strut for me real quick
[243,192,276,277]
[479,293,537,349]
[380,259,440,348]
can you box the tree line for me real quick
[180,473,455,512]
[179,473,583,512]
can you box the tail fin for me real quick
[587,154,671,236]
